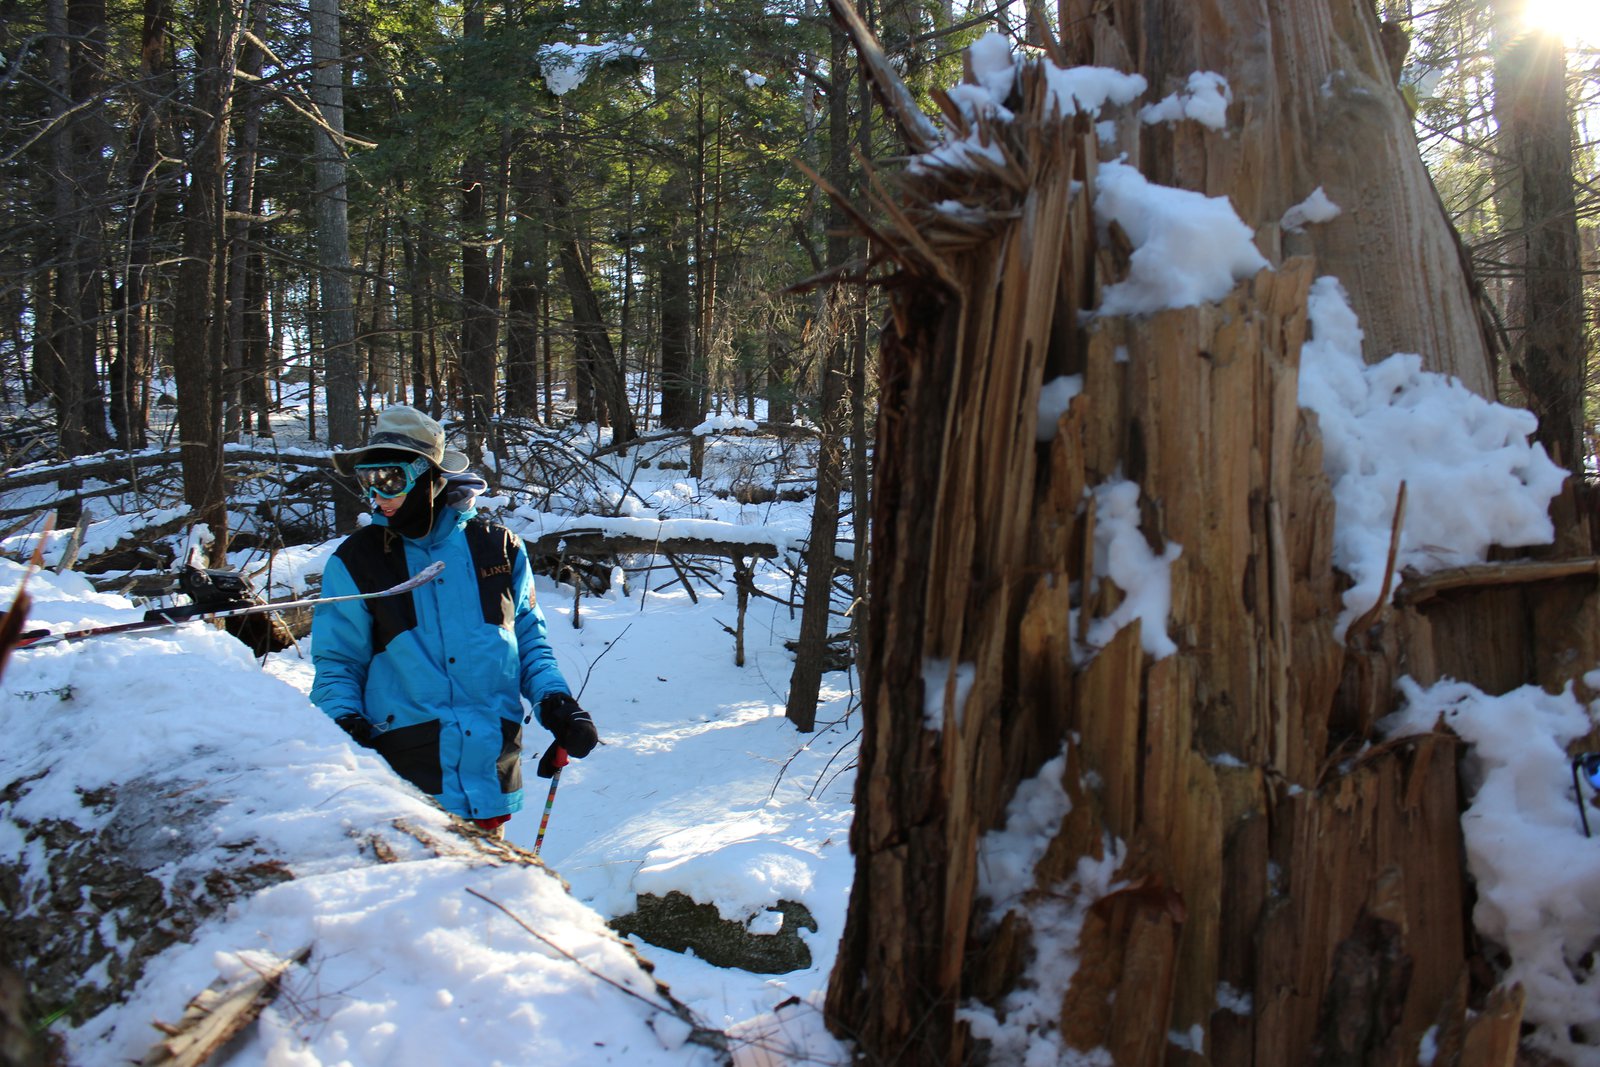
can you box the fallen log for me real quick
[524,529,782,561]
[0,447,332,493]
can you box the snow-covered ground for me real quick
[2,471,860,1065]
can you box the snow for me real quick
[1036,374,1084,442]
[960,748,1125,1066]
[1381,679,1600,1066]
[913,33,1146,176]
[976,746,1076,919]
[923,659,977,731]
[537,38,645,96]
[2,469,858,1065]
[1092,160,1270,317]
[1297,275,1566,635]
[1075,478,1181,661]
[693,414,760,435]
[1281,186,1342,233]
[1041,65,1149,119]
[1140,71,1232,129]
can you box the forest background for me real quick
[2,0,1597,552]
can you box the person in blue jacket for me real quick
[311,405,597,836]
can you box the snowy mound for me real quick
[0,560,719,1067]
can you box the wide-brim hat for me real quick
[331,405,469,477]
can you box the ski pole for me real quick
[15,560,445,650]
[533,743,569,857]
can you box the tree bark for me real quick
[308,0,359,528]
[111,0,171,450]
[224,0,268,442]
[170,0,238,562]
[1059,0,1498,396]
[1491,6,1587,547]
[785,17,856,733]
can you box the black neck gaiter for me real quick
[385,474,444,539]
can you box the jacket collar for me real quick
[372,504,471,548]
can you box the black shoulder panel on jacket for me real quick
[464,518,520,629]
[333,525,418,654]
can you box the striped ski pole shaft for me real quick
[533,744,569,857]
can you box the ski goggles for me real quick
[354,456,432,499]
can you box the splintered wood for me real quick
[140,949,309,1067]
[822,17,1598,1067]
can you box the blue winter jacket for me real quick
[310,502,569,820]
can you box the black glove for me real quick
[539,691,598,758]
[334,713,376,748]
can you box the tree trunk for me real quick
[1060,0,1497,396]
[784,17,856,733]
[657,57,700,432]
[43,0,113,460]
[822,10,1591,1066]
[504,160,545,421]
[224,0,267,442]
[170,0,237,563]
[309,0,359,528]
[1491,6,1588,548]
[111,0,170,450]
[457,0,499,463]
[558,236,636,444]
[550,169,636,444]
[657,228,697,429]
[244,239,272,435]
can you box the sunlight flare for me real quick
[1521,0,1600,46]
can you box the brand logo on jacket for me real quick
[479,563,512,579]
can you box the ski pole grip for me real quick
[536,742,569,779]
